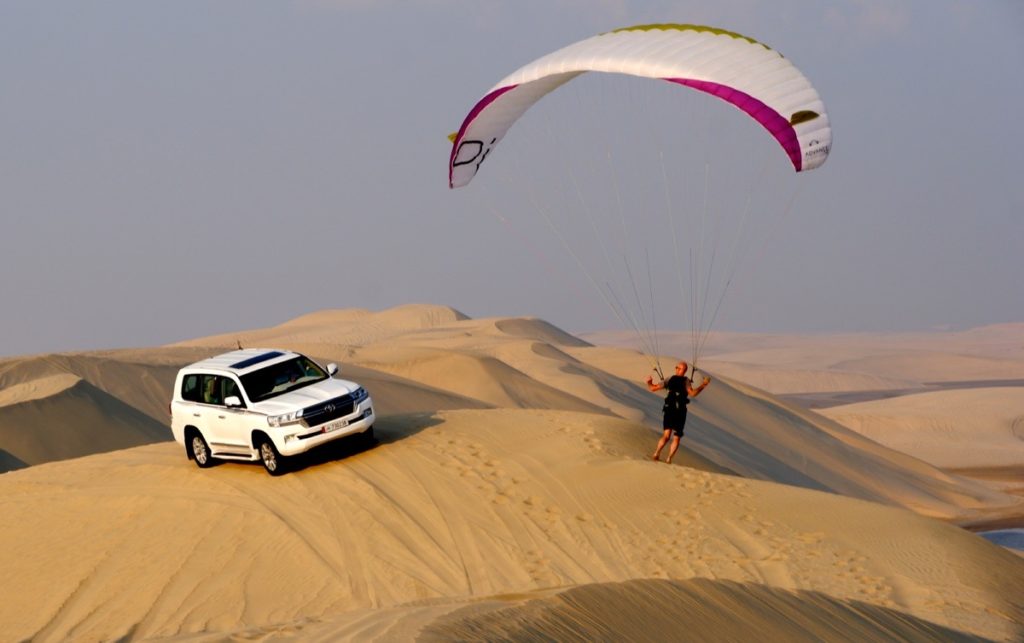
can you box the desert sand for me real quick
[1,306,1023,640]
[587,325,1024,506]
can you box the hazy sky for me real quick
[1,0,1022,357]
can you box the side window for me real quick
[223,378,246,408]
[201,374,223,406]
[181,374,202,403]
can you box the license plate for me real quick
[325,419,348,433]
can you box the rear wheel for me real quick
[187,431,214,469]
[258,438,287,476]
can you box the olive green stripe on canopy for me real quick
[607,23,768,50]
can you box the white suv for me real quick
[170,349,374,475]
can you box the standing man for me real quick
[646,361,711,464]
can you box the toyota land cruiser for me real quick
[170,349,374,475]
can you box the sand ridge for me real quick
[0,373,81,407]
[1,409,1021,641]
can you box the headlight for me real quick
[268,409,304,427]
[352,387,368,403]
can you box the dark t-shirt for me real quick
[663,375,690,415]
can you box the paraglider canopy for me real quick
[449,23,831,189]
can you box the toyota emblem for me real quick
[326,404,335,413]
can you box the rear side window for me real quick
[201,374,222,406]
[182,374,202,402]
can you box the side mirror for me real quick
[224,395,243,408]
[327,363,339,376]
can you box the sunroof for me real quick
[230,351,285,369]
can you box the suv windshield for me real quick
[241,356,329,402]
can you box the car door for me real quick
[196,374,239,453]
[192,374,222,447]
[199,374,248,455]
[219,376,254,454]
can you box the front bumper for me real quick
[277,398,374,456]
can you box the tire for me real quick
[361,425,375,447]
[258,437,287,476]
[187,430,215,469]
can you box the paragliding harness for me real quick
[662,376,691,415]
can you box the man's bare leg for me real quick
[652,429,671,461]
[666,436,681,464]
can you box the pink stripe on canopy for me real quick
[664,78,802,172]
[449,84,519,188]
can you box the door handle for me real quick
[192,413,201,418]
[218,415,226,419]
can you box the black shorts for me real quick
[663,409,688,437]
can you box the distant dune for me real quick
[820,388,1024,470]
[583,325,1024,393]
[1,306,1023,640]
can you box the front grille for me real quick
[302,394,355,426]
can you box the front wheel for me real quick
[188,431,214,469]
[258,438,287,476]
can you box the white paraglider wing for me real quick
[449,24,831,188]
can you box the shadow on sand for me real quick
[270,412,446,475]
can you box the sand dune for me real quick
[831,352,1024,383]
[158,308,1024,521]
[4,307,1019,523]
[0,353,185,424]
[567,348,1021,523]
[582,325,1024,505]
[174,304,471,348]
[2,306,1024,640]
[0,378,168,469]
[0,373,80,406]
[1,410,1021,641]
[351,345,609,414]
[820,388,1024,470]
[185,579,995,641]
[419,579,987,642]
